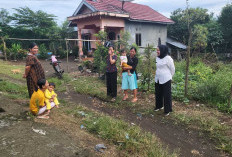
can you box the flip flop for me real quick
[122,96,128,101]
[131,98,138,103]
[37,115,49,119]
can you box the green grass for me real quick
[0,80,28,99]
[0,60,25,81]
[47,74,71,92]
[71,76,108,100]
[64,104,177,157]
[171,106,232,154]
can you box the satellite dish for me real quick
[118,0,134,11]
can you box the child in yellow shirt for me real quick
[44,82,59,112]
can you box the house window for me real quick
[136,33,141,46]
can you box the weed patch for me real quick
[171,105,232,154]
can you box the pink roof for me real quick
[85,0,174,24]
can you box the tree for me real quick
[94,31,108,77]
[168,2,211,97]
[218,4,232,53]
[168,7,210,44]
[0,8,11,25]
[11,7,57,38]
[192,25,208,53]
[140,44,156,91]
[205,18,223,53]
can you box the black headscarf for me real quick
[158,45,168,59]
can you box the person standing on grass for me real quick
[106,45,118,101]
[154,45,175,116]
[121,47,138,103]
[23,42,45,98]
[30,79,55,119]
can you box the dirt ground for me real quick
[0,58,230,157]
[0,58,121,157]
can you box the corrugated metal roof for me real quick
[167,37,187,49]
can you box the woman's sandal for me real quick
[37,115,49,119]
[122,96,128,101]
[131,98,138,103]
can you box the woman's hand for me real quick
[23,74,27,78]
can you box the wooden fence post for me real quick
[65,39,69,73]
[1,37,7,61]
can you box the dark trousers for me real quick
[155,80,172,113]
[106,71,117,98]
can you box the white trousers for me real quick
[37,102,55,115]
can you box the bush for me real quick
[173,59,232,112]
[38,43,48,59]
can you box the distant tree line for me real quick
[168,3,232,54]
[0,7,78,60]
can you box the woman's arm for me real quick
[109,55,116,64]
[23,66,31,78]
[167,56,175,76]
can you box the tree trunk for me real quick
[228,84,232,109]
[184,29,192,97]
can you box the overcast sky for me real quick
[0,0,231,25]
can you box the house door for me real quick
[108,32,116,40]
[82,34,91,51]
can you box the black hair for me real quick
[158,45,168,59]
[29,42,37,49]
[130,47,137,53]
[37,79,46,89]
[49,82,56,88]
[109,45,114,50]
[120,49,126,54]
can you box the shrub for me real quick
[173,59,232,112]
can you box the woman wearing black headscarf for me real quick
[154,45,175,116]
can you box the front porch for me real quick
[68,13,127,57]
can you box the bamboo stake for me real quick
[228,84,232,109]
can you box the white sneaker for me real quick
[154,107,164,112]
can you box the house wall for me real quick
[125,21,167,52]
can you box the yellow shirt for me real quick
[44,89,59,110]
[44,89,57,99]
[30,89,45,115]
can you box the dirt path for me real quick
[0,96,121,157]
[59,87,227,157]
